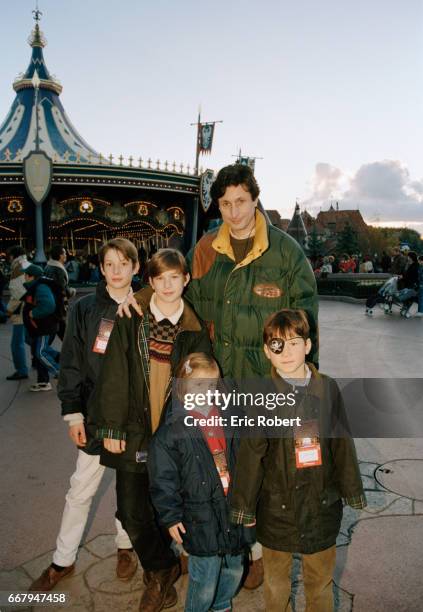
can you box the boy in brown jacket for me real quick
[230,309,366,612]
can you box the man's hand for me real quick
[117,293,143,319]
[245,520,256,527]
[29,310,33,318]
[104,438,126,453]
[69,423,87,447]
[168,522,186,544]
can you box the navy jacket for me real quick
[148,403,254,557]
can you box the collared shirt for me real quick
[149,294,184,325]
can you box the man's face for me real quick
[60,249,67,264]
[264,331,311,377]
[218,184,258,236]
[149,269,189,305]
[100,248,138,290]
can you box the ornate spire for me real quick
[0,8,99,163]
[14,7,61,95]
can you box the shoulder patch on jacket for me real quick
[191,231,218,280]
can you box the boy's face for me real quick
[100,248,139,290]
[263,330,311,377]
[149,268,189,304]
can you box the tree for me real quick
[336,222,359,255]
[305,226,324,265]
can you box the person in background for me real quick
[416,254,423,318]
[22,265,60,392]
[44,245,76,340]
[5,246,30,380]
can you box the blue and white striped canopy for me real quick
[0,23,100,163]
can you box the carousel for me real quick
[0,11,216,260]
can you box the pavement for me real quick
[0,300,422,611]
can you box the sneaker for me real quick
[116,548,138,581]
[139,563,180,611]
[29,382,52,392]
[243,558,264,590]
[29,564,75,591]
[415,312,423,318]
[6,372,29,381]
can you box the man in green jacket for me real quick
[186,164,318,379]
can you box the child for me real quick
[21,264,60,391]
[230,309,366,612]
[148,353,250,612]
[95,249,211,612]
[29,238,138,591]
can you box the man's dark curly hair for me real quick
[210,164,260,206]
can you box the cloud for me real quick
[303,160,423,228]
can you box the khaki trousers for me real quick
[262,545,336,612]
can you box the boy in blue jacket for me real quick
[22,264,60,391]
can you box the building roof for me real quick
[316,208,368,233]
[0,16,100,163]
[287,202,307,242]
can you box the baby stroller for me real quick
[365,277,417,317]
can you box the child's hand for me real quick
[169,522,186,544]
[104,438,126,453]
[117,293,143,319]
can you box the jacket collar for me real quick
[211,208,269,267]
[271,362,325,400]
[135,286,202,332]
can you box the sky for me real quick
[2,0,423,234]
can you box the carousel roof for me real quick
[0,15,100,164]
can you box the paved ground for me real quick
[0,300,422,611]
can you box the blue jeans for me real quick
[11,324,28,376]
[185,554,244,612]
[418,286,423,313]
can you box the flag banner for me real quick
[198,123,215,154]
[200,169,215,212]
[238,156,256,172]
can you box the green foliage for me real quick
[336,223,359,255]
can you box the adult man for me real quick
[185,164,318,377]
[121,164,319,588]
[29,239,138,591]
[6,246,30,381]
[44,245,76,340]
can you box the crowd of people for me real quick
[311,246,421,277]
[0,164,418,611]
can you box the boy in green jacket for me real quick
[230,309,366,612]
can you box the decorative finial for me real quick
[33,1,42,23]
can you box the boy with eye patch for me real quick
[230,309,366,612]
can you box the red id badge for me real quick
[92,319,115,354]
[294,420,322,469]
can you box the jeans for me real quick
[11,324,28,376]
[185,553,244,612]
[418,286,423,313]
[115,470,177,572]
[53,451,131,566]
[30,335,60,383]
